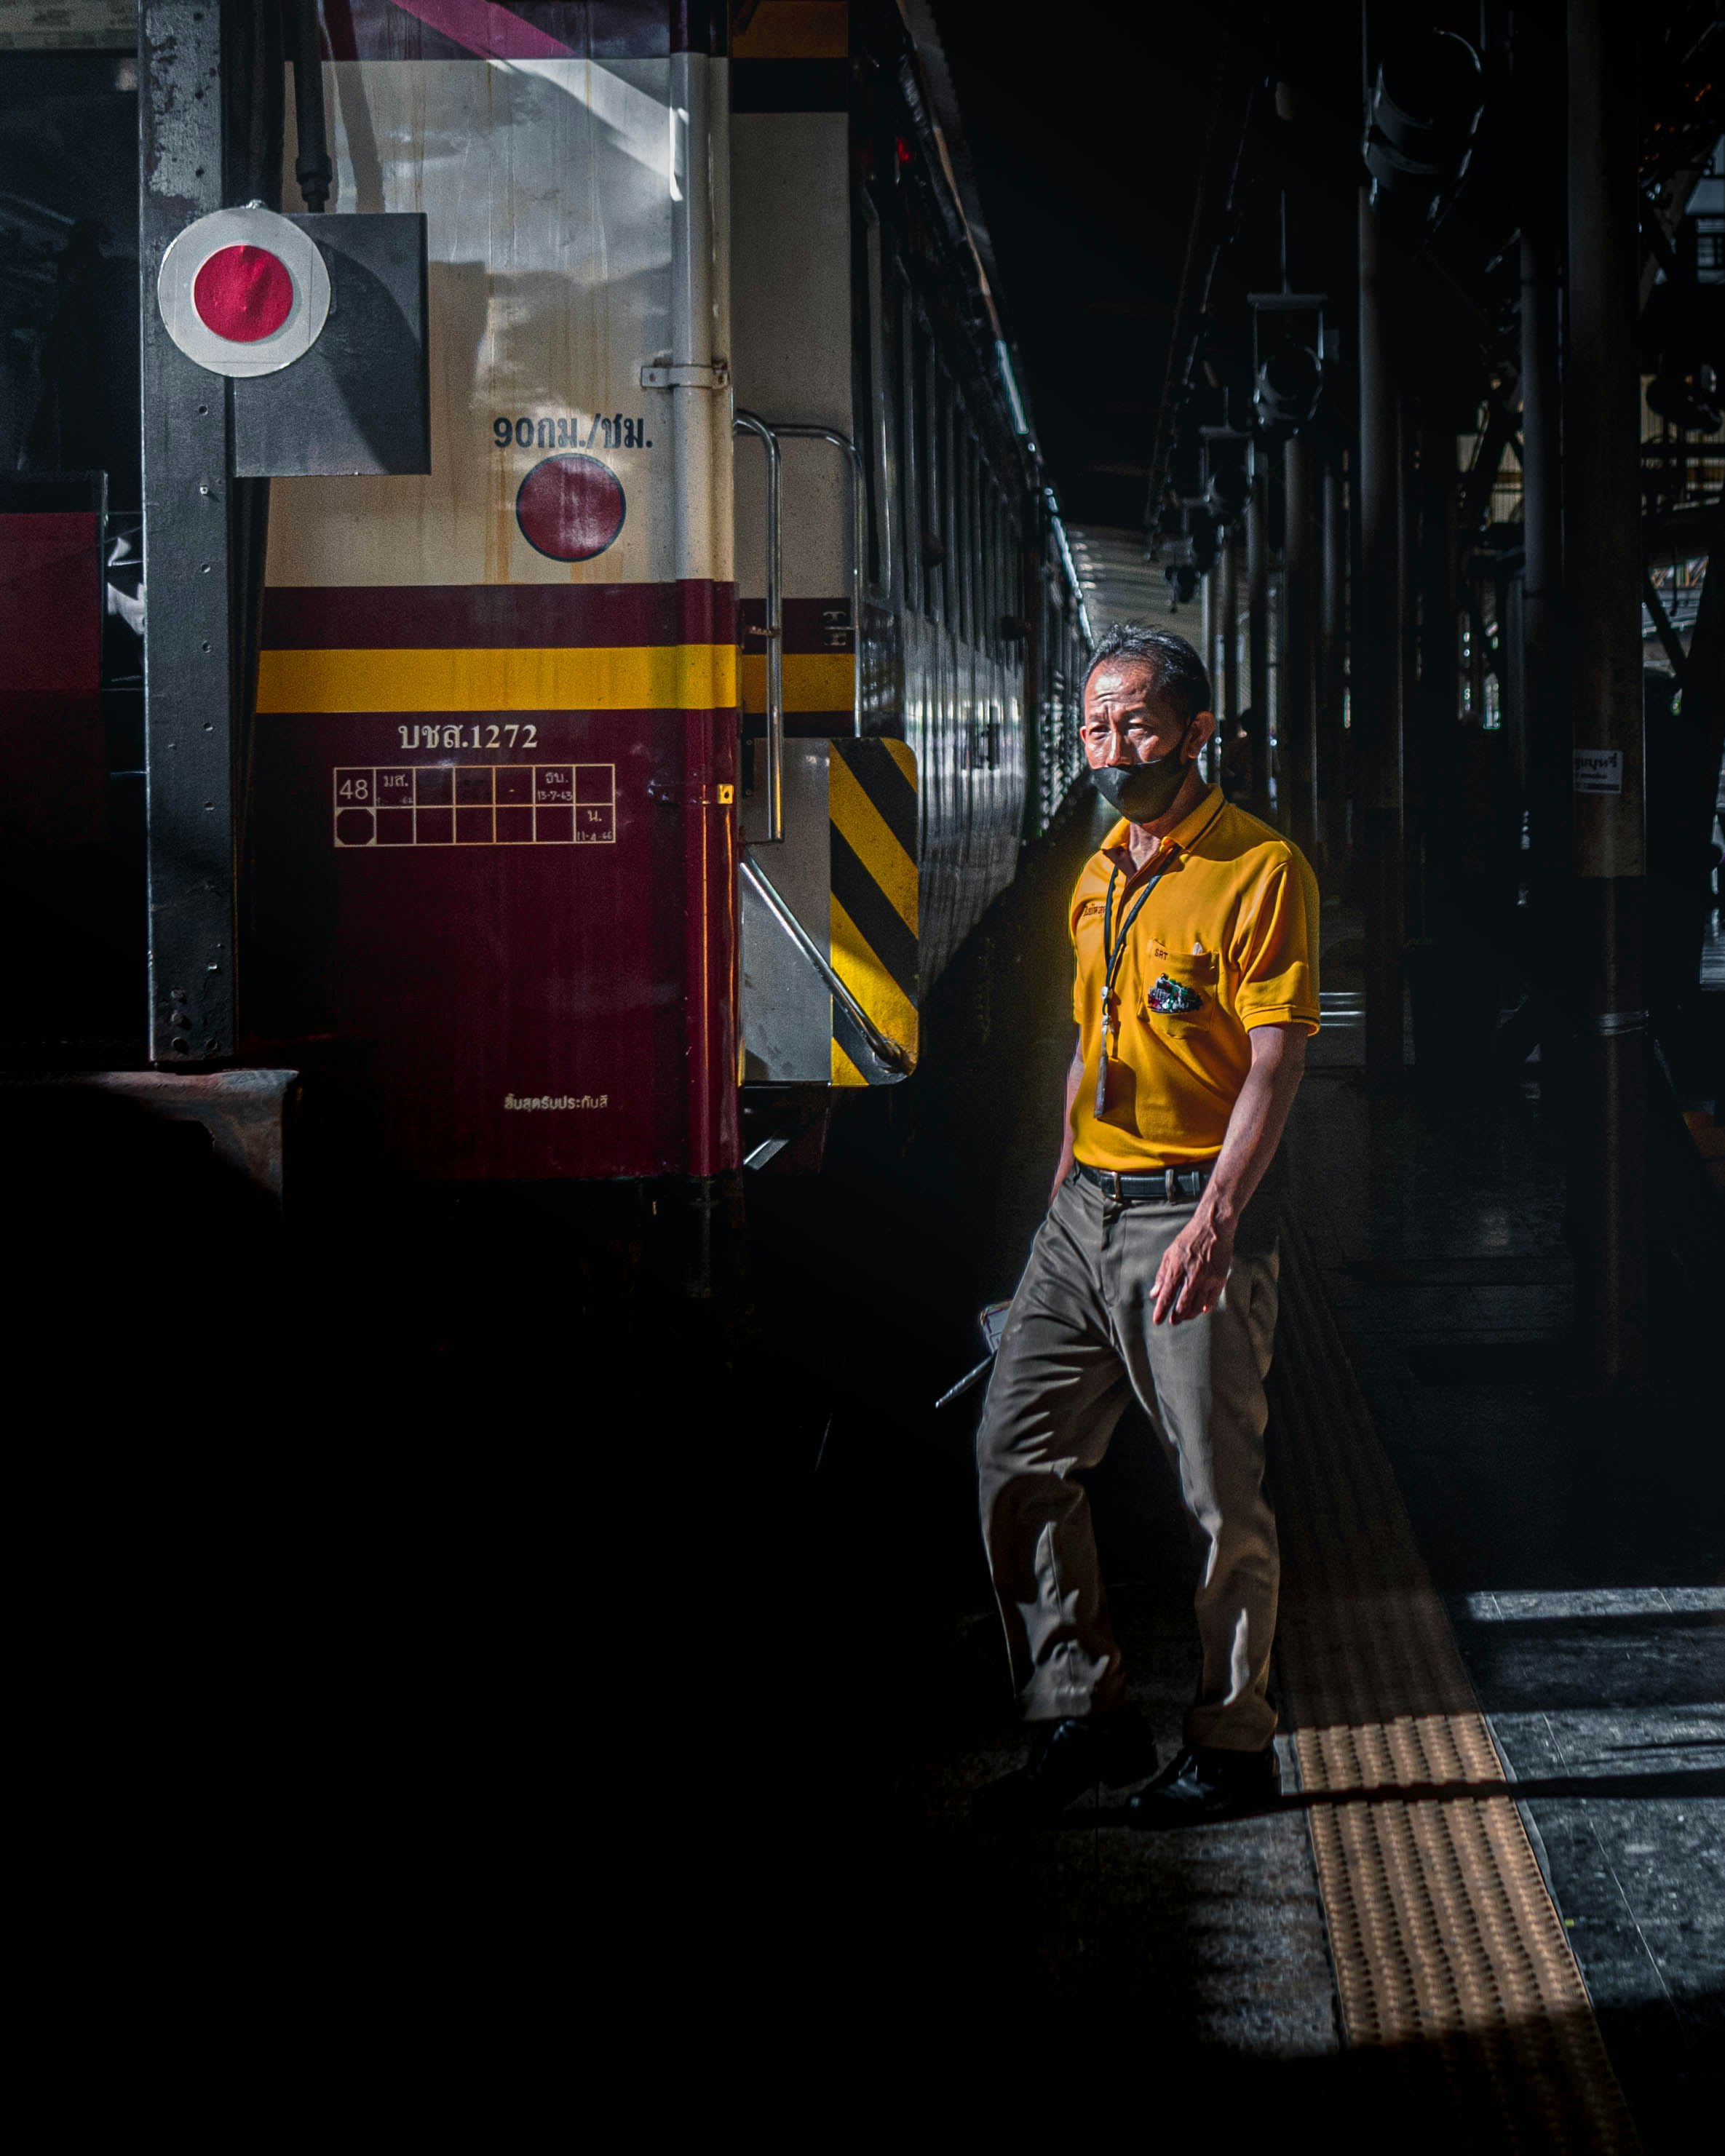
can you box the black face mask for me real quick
[1090,748,1190,824]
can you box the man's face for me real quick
[1081,661,1211,771]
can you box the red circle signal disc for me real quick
[156,207,329,377]
[515,455,627,562]
[192,244,296,343]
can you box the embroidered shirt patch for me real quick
[1148,974,1205,1016]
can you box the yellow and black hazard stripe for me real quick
[828,739,919,1086]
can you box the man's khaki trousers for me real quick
[975,1169,1281,1751]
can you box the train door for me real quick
[730,1,919,1091]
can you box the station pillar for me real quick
[140,4,242,1065]
[1245,458,1271,822]
[1283,431,1318,858]
[1320,452,1347,868]
[1358,188,1405,1075]
[1221,533,1241,739]
[1566,0,1649,1388]
[1520,137,1569,1000]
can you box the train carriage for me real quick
[244,0,1090,1187]
[0,0,1092,1195]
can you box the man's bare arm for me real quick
[1151,1022,1308,1324]
[1050,1038,1084,1205]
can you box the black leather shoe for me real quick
[1125,1744,1280,1829]
[972,1707,1159,1826]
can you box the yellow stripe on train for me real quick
[739,653,855,713]
[256,643,739,714]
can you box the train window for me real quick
[980,474,992,660]
[943,375,961,638]
[945,386,960,640]
[980,459,993,659]
[948,398,963,641]
[935,357,948,629]
[991,491,1004,664]
[968,432,983,654]
[1001,492,1016,664]
[900,293,921,618]
[862,204,895,604]
[962,423,978,651]
[988,485,1003,665]
[929,351,948,628]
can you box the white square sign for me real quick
[1572,749,1624,795]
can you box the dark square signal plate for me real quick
[231,212,429,478]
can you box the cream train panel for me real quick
[269,58,681,589]
[730,110,851,610]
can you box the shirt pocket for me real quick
[1140,952,1219,1034]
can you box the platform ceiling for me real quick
[929,0,1234,534]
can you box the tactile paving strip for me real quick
[1267,1218,1642,2153]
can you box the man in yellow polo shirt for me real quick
[974,624,1319,1829]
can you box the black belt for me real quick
[1075,1160,1214,1204]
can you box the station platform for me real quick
[17,799,1714,2131]
[744,799,1722,2147]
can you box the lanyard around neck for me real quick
[1101,859,1166,1006]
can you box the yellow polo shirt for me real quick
[1069,786,1320,1170]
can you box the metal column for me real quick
[1199,566,1215,779]
[1283,431,1318,856]
[1522,212,1566,968]
[1320,456,1347,864]
[1358,188,1405,1075]
[140,4,237,1064]
[1245,458,1271,820]
[1566,0,1648,1388]
[1221,533,1241,735]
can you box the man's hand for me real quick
[1151,1024,1307,1321]
[1151,1205,1234,1325]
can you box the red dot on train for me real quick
[192,244,295,342]
[515,455,627,562]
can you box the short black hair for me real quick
[1082,624,1212,728]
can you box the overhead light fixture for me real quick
[1245,292,1326,442]
[1253,343,1323,432]
[1199,426,1253,521]
[1363,28,1483,222]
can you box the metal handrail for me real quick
[732,410,783,842]
[739,854,911,1076]
[773,423,865,739]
